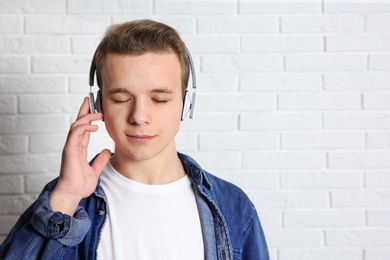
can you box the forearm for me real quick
[0,191,91,259]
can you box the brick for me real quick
[197,93,275,112]
[324,72,390,91]
[197,73,238,92]
[265,228,324,247]
[30,134,67,153]
[32,56,90,74]
[325,229,390,247]
[220,171,278,190]
[202,54,283,72]
[198,16,278,34]
[25,174,57,193]
[0,115,68,134]
[0,36,70,54]
[324,113,390,130]
[0,0,65,13]
[329,151,390,169]
[249,190,329,209]
[281,15,363,33]
[240,73,322,92]
[0,76,66,94]
[366,14,390,32]
[184,36,238,53]
[0,135,28,154]
[331,190,390,208]
[184,151,240,171]
[286,54,366,72]
[240,112,321,130]
[0,16,22,33]
[365,171,390,188]
[327,34,390,52]
[19,94,84,114]
[324,3,390,13]
[0,96,16,114]
[257,210,282,228]
[369,54,390,70]
[367,132,390,149]
[70,76,90,93]
[284,209,365,227]
[155,1,236,15]
[279,92,361,111]
[113,16,196,35]
[180,113,238,132]
[0,154,60,174]
[199,132,278,151]
[0,195,36,215]
[367,210,390,227]
[239,2,321,14]
[365,248,390,260]
[280,171,362,189]
[364,92,390,110]
[242,35,323,53]
[279,248,362,260]
[0,57,28,74]
[26,16,110,34]
[67,0,152,14]
[0,216,18,234]
[242,151,324,170]
[71,36,108,54]
[175,132,198,151]
[0,176,23,194]
[281,132,364,150]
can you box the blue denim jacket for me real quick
[0,153,269,260]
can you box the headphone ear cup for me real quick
[181,91,191,121]
[96,90,102,113]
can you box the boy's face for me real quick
[100,52,183,162]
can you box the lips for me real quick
[126,134,155,143]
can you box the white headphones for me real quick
[88,46,197,121]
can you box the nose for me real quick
[128,98,150,126]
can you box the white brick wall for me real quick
[1,0,390,259]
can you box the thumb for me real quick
[91,149,112,175]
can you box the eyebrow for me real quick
[107,87,174,95]
[107,87,129,95]
[150,88,174,94]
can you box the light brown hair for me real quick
[93,19,190,96]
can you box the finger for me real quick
[72,112,103,129]
[76,96,104,120]
[91,149,112,175]
[65,124,98,147]
[76,97,90,119]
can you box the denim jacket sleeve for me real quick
[240,208,269,260]
[0,190,91,260]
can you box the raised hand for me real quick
[49,97,111,216]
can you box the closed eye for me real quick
[152,99,168,103]
[112,98,131,103]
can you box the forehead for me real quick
[102,52,181,73]
[100,52,182,91]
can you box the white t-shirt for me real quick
[97,162,204,260]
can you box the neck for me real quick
[109,147,186,185]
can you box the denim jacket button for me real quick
[97,209,105,215]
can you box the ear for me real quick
[181,91,191,121]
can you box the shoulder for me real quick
[203,170,255,212]
[179,153,257,218]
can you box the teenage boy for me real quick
[0,19,269,260]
